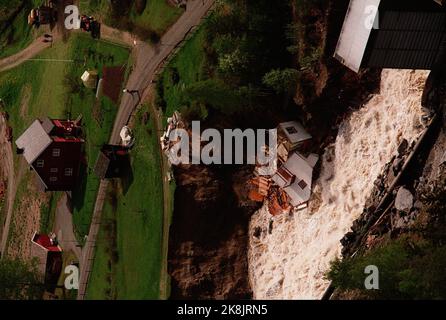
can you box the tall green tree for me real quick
[262,68,299,95]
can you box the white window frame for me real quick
[64,168,73,177]
[36,160,44,168]
[52,148,61,157]
[50,168,58,173]
[49,176,58,182]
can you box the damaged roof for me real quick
[272,152,319,207]
[279,121,312,144]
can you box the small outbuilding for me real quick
[94,144,130,179]
[30,232,63,292]
[81,70,99,89]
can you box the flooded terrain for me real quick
[248,69,430,299]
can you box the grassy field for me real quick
[159,24,207,117]
[0,0,43,59]
[0,33,130,248]
[86,105,171,299]
[40,192,62,234]
[0,4,34,59]
[54,34,130,240]
[130,0,182,34]
[79,0,182,36]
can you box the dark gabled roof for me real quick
[334,0,446,72]
[93,144,130,179]
[102,66,125,103]
[363,10,446,69]
[94,152,111,179]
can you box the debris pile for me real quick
[161,111,184,153]
[120,126,135,148]
[267,186,292,216]
[248,176,271,202]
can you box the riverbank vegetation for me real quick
[327,175,446,299]
[157,0,297,129]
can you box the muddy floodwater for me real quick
[248,69,430,299]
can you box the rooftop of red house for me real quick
[31,232,62,253]
[15,117,83,165]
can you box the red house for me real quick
[15,117,84,191]
[30,232,63,291]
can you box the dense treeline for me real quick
[158,0,299,128]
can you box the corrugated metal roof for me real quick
[335,0,446,72]
[15,120,52,165]
[363,10,446,70]
[94,151,111,179]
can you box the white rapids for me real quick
[248,69,430,299]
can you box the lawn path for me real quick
[0,26,135,73]
[0,36,55,73]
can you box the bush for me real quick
[63,73,83,95]
[326,237,446,299]
[132,25,160,44]
[182,79,243,115]
[262,68,299,95]
[0,258,44,300]
[180,102,208,122]
[134,0,147,15]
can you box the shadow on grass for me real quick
[119,155,133,196]
[71,163,88,213]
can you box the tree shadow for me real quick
[118,155,133,196]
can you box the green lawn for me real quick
[0,0,45,59]
[130,0,182,34]
[79,0,182,35]
[87,105,169,299]
[40,192,62,234]
[62,34,131,240]
[0,41,70,134]
[159,24,207,117]
[0,33,130,246]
